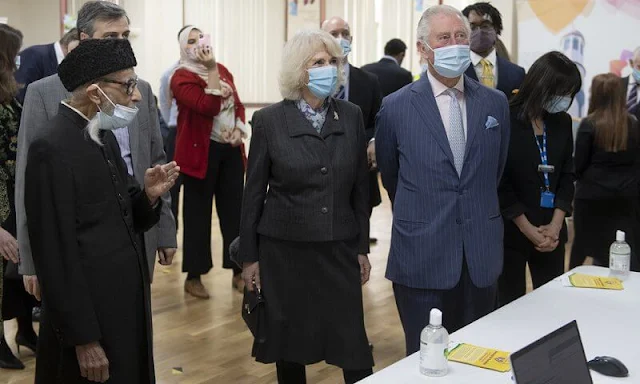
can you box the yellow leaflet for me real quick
[568,273,623,290]
[447,342,511,373]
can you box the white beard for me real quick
[86,115,104,146]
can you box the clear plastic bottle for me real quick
[419,308,449,376]
[609,230,631,281]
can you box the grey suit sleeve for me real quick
[16,84,49,275]
[145,83,177,249]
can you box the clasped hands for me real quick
[221,127,244,147]
[523,222,561,252]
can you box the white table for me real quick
[361,266,637,383]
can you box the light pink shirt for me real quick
[427,70,468,139]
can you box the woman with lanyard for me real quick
[498,51,580,306]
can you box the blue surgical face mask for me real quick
[425,43,471,78]
[633,68,640,82]
[337,38,351,57]
[96,86,139,129]
[307,65,338,99]
[544,95,573,114]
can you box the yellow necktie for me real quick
[480,59,494,88]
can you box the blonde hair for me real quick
[279,30,344,100]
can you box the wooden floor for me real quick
[3,188,578,383]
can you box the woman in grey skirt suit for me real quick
[237,30,374,384]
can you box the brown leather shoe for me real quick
[184,279,210,299]
[232,274,245,293]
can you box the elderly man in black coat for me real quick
[24,39,179,383]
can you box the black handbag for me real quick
[242,286,266,343]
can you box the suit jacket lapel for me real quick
[463,77,482,162]
[129,115,141,180]
[496,57,509,94]
[516,114,545,186]
[283,100,321,138]
[47,44,58,73]
[347,64,361,105]
[622,75,630,90]
[410,77,456,167]
[465,65,478,82]
[321,100,345,139]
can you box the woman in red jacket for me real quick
[170,26,248,298]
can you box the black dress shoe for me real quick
[0,338,24,370]
[15,331,38,354]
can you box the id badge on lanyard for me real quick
[535,125,555,209]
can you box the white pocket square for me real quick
[485,116,499,129]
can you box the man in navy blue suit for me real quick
[376,4,510,355]
[362,39,413,97]
[14,28,79,104]
[462,2,524,97]
[322,16,383,244]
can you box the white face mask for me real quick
[336,37,351,57]
[96,86,139,130]
[86,86,139,145]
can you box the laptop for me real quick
[510,320,593,384]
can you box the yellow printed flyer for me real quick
[447,342,511,372]
[563,273,624,290]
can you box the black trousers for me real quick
[499,243,565,307]
[165,127,182,230]
[182,141,244,276]
[570,198,640,271]
[276,361,372,384]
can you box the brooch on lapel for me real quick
[334,111,339,121]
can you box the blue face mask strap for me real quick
[422,41,436,69]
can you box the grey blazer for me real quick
[15,74,177,279]
[237,99,370,264]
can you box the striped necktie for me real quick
[627,84,638,111]
[479,59,494,88]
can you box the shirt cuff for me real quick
[502,202,527,221]
[369,138,375,144]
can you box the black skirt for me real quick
[253,235,374,370]
[572,198,640,270]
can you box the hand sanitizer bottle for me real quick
[610,230,631,281]
[419,308,449,376]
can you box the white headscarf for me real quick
[175,26,210,81]
[167,26,233,99]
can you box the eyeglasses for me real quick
[101,77,138,96]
